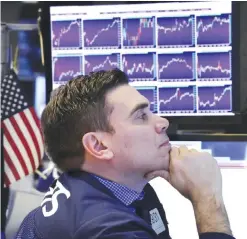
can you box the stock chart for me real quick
[123,18,155,48]
[84,54,120,75]
[196,14,231,46]
[157,16,195,47]
[52,20,82,49]
[159,86,196,113]
[50,1,232,116]
[197,52,231,80]
[198,86,231,112]
[53,56,82,82]
[122,53,156,81]
[158,52,195,81]
[83,18,121,49]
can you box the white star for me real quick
[18,106,21,109]
[24,102,28,106]
[17,89,20,92]
[13,82,16,85]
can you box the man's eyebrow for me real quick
[129,102,149,117]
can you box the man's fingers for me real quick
[189,149,198,153]
[178,145,190,156]
[145,170,170,182]
[170,147,179,159]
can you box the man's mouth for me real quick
[159,140,170,148]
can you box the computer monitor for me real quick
[42,1,241,120]
[169,134,247,168]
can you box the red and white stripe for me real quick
[3,107,44,187]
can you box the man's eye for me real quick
[138,113,148,120]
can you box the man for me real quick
[15,69,234,239]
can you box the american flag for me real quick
[1,70,44,187]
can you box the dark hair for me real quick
[41,69,128,171]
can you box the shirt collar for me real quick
[93,174,145,206]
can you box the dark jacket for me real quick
[15,171,235,239]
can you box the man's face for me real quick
[106,85,170,177]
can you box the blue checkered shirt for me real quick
[93,174,145,209]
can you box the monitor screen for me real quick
[49,1,234,117]
[170,140,247,168]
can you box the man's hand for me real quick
[170,146,223,201]
[145,146,233,236]
[145,146,222,201]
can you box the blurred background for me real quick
[1,1,46,118]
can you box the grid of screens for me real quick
[50,1,233,116]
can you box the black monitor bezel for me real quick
[169,133,247,142]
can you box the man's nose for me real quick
[155,117,169,134]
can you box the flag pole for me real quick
[35,169,47,180]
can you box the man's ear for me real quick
[82,132,114,160]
